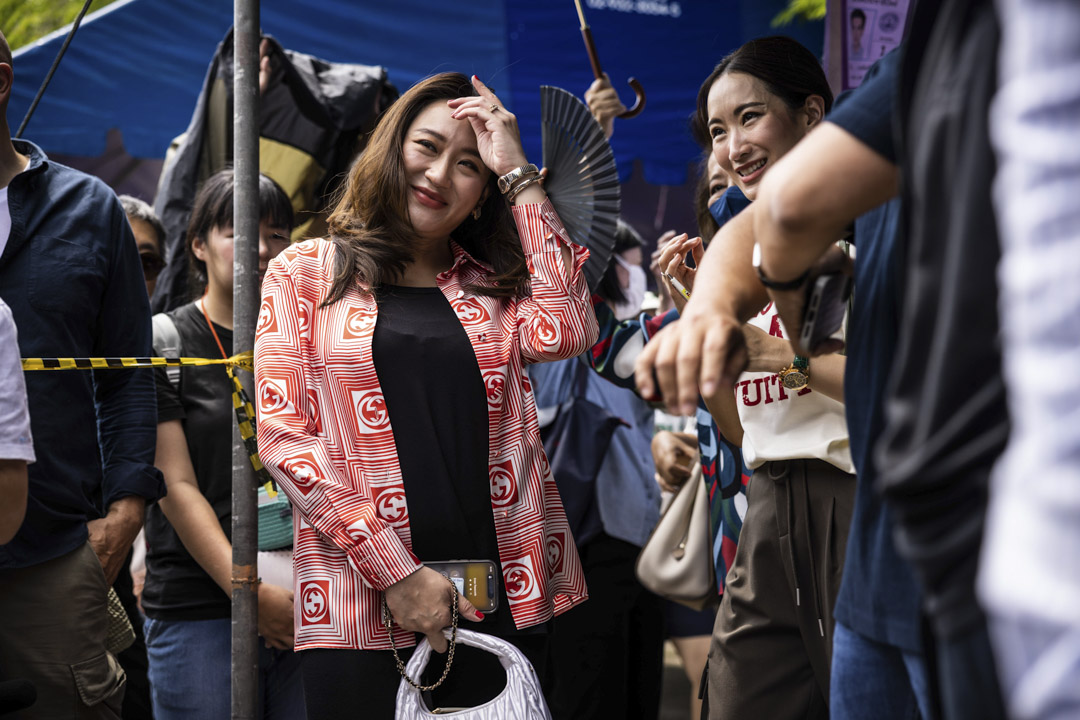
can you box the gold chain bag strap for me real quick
[381,575,460,691]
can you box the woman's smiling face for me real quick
[401,100,491,242]
[706,71,812,201]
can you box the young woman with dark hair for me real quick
[255,72,596,717]
[642,36,855,718]
[143,169,304,719]
[693,35,836,162]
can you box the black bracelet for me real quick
[755,265,810,291]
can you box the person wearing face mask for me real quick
[529,220,665,720]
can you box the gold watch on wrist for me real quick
[778,355,810,390]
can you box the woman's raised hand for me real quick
[447,76,528,177]
[383,565,482,653]
[657,233,704,314]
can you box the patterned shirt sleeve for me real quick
[511,199,598,364]
[256,259,422,591]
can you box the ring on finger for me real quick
[490,103,500,113]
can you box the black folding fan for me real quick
[540,85,621,291]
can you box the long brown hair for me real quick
[323,72,528,306]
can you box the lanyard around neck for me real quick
[199,295,229,361]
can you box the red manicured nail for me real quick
[475,612,485,620]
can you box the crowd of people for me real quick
[1,0,1078,717]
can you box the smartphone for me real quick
[799,272,852,352]
[425,559,499,613]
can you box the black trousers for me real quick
[302,632,548,719]
[548,532,665,720]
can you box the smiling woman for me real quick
[675,36,854,720]
[255,71,597,717]
[321,73,543,306]
[402,106,490,244]
[694,36,833,201]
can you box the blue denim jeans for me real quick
[144,617,305,719]
[831,621,932,720]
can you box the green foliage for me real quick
[772,0,827,27]
[1,0,122,53]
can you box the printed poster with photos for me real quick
[842,0,910,89]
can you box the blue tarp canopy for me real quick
[10,0,821,187]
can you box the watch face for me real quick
[781,370,808,390]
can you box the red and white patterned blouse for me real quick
[255,199,596,650]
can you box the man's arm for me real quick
[634,208,767,416]
[0,460,27,544]
[635,124,899,414]
[0,301,34,545]
[89,200,166,583]
[755,122,898,353]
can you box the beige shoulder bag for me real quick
[635,461,718,610]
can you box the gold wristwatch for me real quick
[778,355,810,390]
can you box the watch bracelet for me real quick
[498,164,539,195]
[507,176,542,203]
[503,169,540,196]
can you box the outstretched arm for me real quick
[755,122,898,354]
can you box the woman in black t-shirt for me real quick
[143,170,303,719]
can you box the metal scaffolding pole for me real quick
[231,0,260,716]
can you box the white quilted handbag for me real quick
[394,628,552,720]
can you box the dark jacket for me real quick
[0,139,165,568]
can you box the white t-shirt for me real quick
[0,186,10,259]
[0,298,35,463]
[734,302,853,473]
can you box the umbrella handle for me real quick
[618,78,646,119]
[580,26,646,120]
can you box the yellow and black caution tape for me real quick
[22,352,254,374]
[225,364,277,497]
[21,350,276,498]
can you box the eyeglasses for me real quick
[141,251,164,281]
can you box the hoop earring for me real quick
[472,205,482,220]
